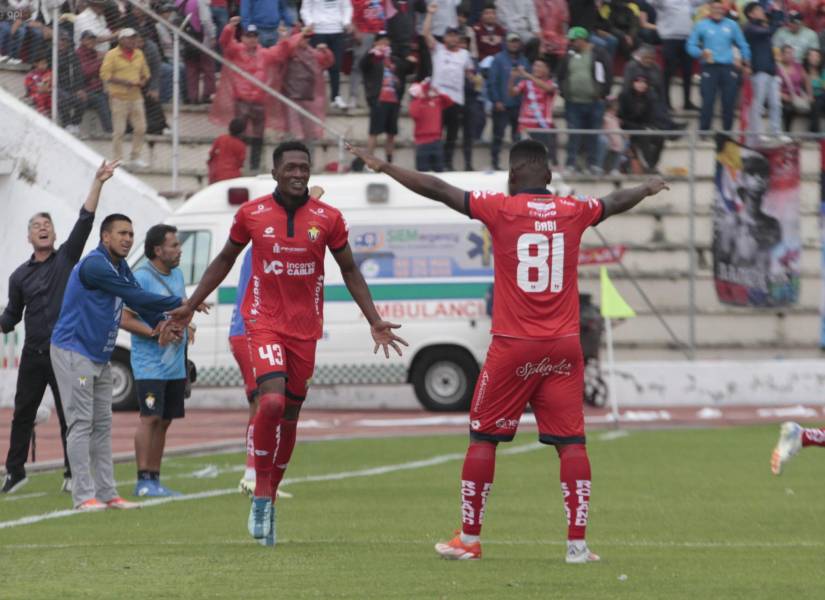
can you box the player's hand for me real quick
[195,302,211,314]
[229,15,241,26]
[95,159,121,182]
[187,324,196,345]
[370,321,409,358]
[309,185,325,198]
[157,322,183,346]
[347,143,385,172]
[167,302,195,326]
[644,177,669,196]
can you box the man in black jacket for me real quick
[556,27,613,175]
[743,1,781,144]
[0,160,120,494]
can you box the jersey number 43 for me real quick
[517,232,564,294]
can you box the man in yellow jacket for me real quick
[100,28,150,167]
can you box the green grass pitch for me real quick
[0,426,823,599]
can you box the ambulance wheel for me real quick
[410,347,479,412]
[111,348,138,412]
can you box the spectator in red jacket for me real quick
[208,118,247,183]
[209,17,287,171]
[349,0,388,107]
[76,30,113,133]
[408,78,453,172]
[25,54,52,116]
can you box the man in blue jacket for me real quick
[50,214,184,511]
[686,0,751,132]
[240,0,295,48]
[487,33,529,171]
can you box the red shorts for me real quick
[229,335,256,401]
[470,335,585,445]
[245,325,318,401]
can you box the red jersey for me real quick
[467,189,604,339]
[408,93,453,144]
[516,79,556,132]
[208,134,247,183]
[229,192,349,340]
[352,0,387,33]
[472,23,505,61]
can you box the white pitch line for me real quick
[2,538,821,551]
[3,492,48,502]
[0,443,542,531]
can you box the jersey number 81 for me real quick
[516,232,564,294]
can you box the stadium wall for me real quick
[0,86,171,305]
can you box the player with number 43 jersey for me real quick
[349,139,669,564]
[167,141,408,547]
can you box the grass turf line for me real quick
[0,427,823,599]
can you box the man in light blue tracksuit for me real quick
[50,213,183,511]
[686,0,751,132]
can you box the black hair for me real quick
[533,57,552,74]
[743,1,761,17]
[100,213,132,237]
[742,152,770,177]
[803,47,823,72]
[272,140,311,168]
[509,139,548,168]
[229,117,246,137]
[482,2,496,11]
[144,224,178,259]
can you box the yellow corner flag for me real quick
[600,267,636,319]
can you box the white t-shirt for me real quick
[431,42,473,106]
[73,8,112,54]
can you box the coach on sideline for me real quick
[50,213,187,511]
[0,160,119,495]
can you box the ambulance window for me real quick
[178,230,212,286]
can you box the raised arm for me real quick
[332,244,408,358]
[600,178,669,221]
[348,144,468,215]
[422,3,437,50]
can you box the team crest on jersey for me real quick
[307,225,321,242]
[144,393,156,409]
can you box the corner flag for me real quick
[600,267,636,319]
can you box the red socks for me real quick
[460,442,497,536]
[270,419,298,499]
[245,417,255,470]
[252,393,285,497]
[802,428,825,447]
[558,444,592,541]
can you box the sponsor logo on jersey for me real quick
[251,203,272,215]
[515,357,572,380]
[273,243,307,254]
[495,418,519,430]
[314,274,324,316]
[263,259,316,277]
[527,200,557,218]
[250,275,261,316]
[470,420,481,430]
[309,207,328,219]
[307,225,321,242]
[262,226,276,238]
[534,220,557,232]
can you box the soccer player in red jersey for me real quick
[168,141,408,546]
[349,139,668,562]
[771,422,825,475]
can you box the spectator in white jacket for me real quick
[654,0,704,111]
[494,0,537,43]
[73,0,115,53]
[300,0,353,108]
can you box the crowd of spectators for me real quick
[6,0,825,176]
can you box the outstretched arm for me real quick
[332,244,408,358]
[600,178,669,220]
[348,144,468,214]
[167,239,244,323]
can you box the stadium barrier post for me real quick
[688,128,697,359]
[171,15,189,193]
[50,6,58,124]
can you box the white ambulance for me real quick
[111,172,571,412]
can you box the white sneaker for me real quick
[128,158,149,169]
[61,477,72,493]
[771,421,802,476]
[565,540,600,564]
[65,124,81,135]
[333,95,348,109]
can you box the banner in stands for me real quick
[712,138,800,307]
